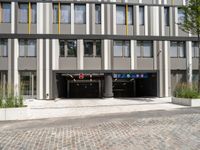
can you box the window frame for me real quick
[137,41,153,58]
[113,40,130,57]
[95,4,101,24]
[74,4,86,24]
[170,41,186,58]
[192,42,199,58]
[84,40,102,57]
[164,7,169,26]
[19,39,37,57]
[139,6,144,26]
[116,5,133,25]
[59,40,77,57]
[1,2,11,23]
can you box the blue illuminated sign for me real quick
[113,73,149,79]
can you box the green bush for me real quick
[174,83,200,99]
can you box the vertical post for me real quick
[125,4,128,35]
[104,73,113,98]
[31,73,34,98]
[0,3,2,23]
[28,2,31,34]
[58,2,61,34]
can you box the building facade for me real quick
[0,0,198,99]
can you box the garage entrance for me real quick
[113,73,157,98]
[56,73,104,98]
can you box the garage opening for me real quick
[113,73,157,98]
[56,73,104,98]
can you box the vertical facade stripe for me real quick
[164,41,169,97]
[130,40,135,70]
[86,3,90,34]
[28,2,31,34]
[0,3,1,23]
[58,2,60,34]
[174,7,178,36]
[144,6,148,36]
[101,4,105,34]
[112,4,116,35]
[186,41,192,84]
[11,2,15,33]
[125,4,128,35]
[14,39,19,96]
[71,3,74,34]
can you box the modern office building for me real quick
[0,0,198,99]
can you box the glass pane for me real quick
[27,40,36,57]
[96,40,101,57]
[143,41,152,57]
[192,42,199,58]
[124,41,130,57]
[170,42,178,57]
[20,72,32,95]
[31,4,37,23]
[178,9,185,24]
[116,6,125,25]
[128,6,133,25]
[19,4,28,23]
[59,40,65,57]
[53,4,58,23]
[61,4,71,23]
[84,41,93,56]
[0,39,8,57]
[95,5,101,24]
[2,3,11,23]
[164,7,169,26]
[19,40,25,57]
[114,41,123,57]
[136,41,141,57]
[75,5,86,24]
[139,6,144,25]
[67,40,77,57]
[179,42,185,58]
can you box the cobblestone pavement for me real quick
[0,108,200,150]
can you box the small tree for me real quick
[179,0,200,92]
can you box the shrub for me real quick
[174,83,200,99]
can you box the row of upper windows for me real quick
[0,2,185,26]
[0,39,199,58]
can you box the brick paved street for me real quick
[0,108,200,150]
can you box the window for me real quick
[137,41,153,58]
[0,39,8,57]
[59,40,77,57]
[53,4,71,23]
[20,72,36,96]
[113,41,130,57]
[139,6,144,25]
[95,5,101,24]
[19,3,37,23]
[192,42,199,58]
[116,5,133,25]
[84,40,101,57]
[164,7,169,26]
[19,39,36,57]
[0,72,7,96]
[1,3,11,23]
[170,41,185,58]
[75,4,86,24]
[178,8,185,24]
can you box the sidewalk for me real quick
[1,97,187,121]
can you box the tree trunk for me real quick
[198,34,200,93]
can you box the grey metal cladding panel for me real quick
[84,57,102,70]
[142,0,153,4]
[165,27,170,36]
[137,58,154,70]
[0,24,11,33]
[60,24,71,34]
[113,58,131,70]
[178,29,189,37]
[116,25,134,36]
[59,57,77,70]
[170,58,187,70]
[0,58,8,70]
[17,24,29,34]
[95,25,101,35]
[53,24,59,34]
[74,25,86,34]
[30,24,37,34]
[192,59,198,70]
[140,26,145,35]
[18,57,37,70]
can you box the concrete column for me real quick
[169,7,173,36]
[11,2,15,33]
[134,5,139,35]
[174,7,178,36]
[112,4,116,35]
[77,39,84,70]
[52,39,59,70]
[104,73,113,98]
[144,6,148,36]
[151,6,159,36]
[158,41,164,97]
[37,3,44,99]
[101,4,105,34]
[71,3,74,34]
[130,40,136,70]
[86,3,90,34]
[160,6,165,36]
[13,39,19,96]
[163,41,169,97]
[186,41,192,84]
